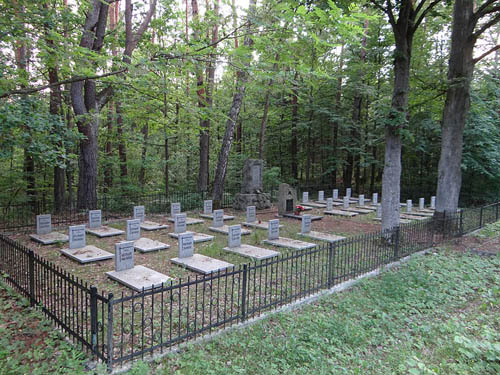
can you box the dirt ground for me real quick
[449,234,500,256]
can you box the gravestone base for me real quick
[300,202,326,208]
[355,206,376,211]
[340,207,373,214]
[134,238,170,253]
[140,221,168,231]
[209,225,252,235]
[86,226,125,238]
[400,214,428,221]
[232,193,272,211]
[223,244,279,260]
[171,254,233,274]
[282,213,323,221]
[263,237,316,250]
[324,210,358,217]
[406,211,433,217]
[60,245,114,264]
[30,232,68,245]
[373,217,411,224]
[169,231,214,243]
[298,231,345,243]
[199,213,235,221]
[106,265,171,292]
[242,221,283,230]
[167,217,204,225]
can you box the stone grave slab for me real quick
[107,265,171,292]
[301,202,326,208]
[171,254,233,275]
[318,191,324,202]
[30,232,68,245]
[133,206,145,222]
[168,231,214,243]
[167,216,204,225]
[282,213,322,221]
[418,208,435,213]
[263,237,316,250]
[242,221,283,230]
[324,209,358,217]
[134,238,170,253]
[400,214,428,221]
[355,205,376,211]
[199,213,235,221]
[223,244,279,260]
[302,192,309,203]
[298,231,346,243]
[406,211,433,217]
[61,245,113,264]
[340,207,373,214]
[140,220,168,231]
[208,225,252,236]
[86,226,125,238]
[246,206,257,223]
[69,225,86,249]
[373,217,411,224]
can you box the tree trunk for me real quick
[139,123,149,188]
[104,103,114,192]
[116,100,128,186]
[331,44,344,187]
[290,74,299,181]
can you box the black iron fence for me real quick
[0,202,498,371]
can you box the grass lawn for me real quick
[1,223,500,374]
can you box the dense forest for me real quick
[1,0,499,229]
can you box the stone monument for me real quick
[278,183,297,216]
[232,159,271,210]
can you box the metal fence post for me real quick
[327,242,335,287]
[241,265,248,322]
[106,293,114,372]
[28,250,35,307]
[90,286,98,354]
[479,206,483,228]
[393,227,400,261]
[459,209,464,236]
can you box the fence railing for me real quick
[0,202,498,371]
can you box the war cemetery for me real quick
[1,0,500,373]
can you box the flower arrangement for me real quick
[294,205,305,215]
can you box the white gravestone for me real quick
[376,204,382,219]
[213,209,224,228]
[133,206,145,223]
[318,191,324,201]
[406,199,413,213]
[372,193,378,205]
[115,241,134,272]
[88,210,102,229]
[228,225,242,248]
[326,198,333,211]
[203,200,213,214]
[359,195,365,206]
[419,198,425,210]
[431,196,436,209]
[127,219,141,241]
[69,225,86,249]
[171,202,181,217]
[178,232,194,258]
[268,219,280,240]
[333,189,339,200]
[302,192,309,203]
[174,213,187,233]
[346,188,352,199]
[301,215,312,234]
[343,196,350,209]
[246,206,256,223]
[36,214,52,235]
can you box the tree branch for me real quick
[474,0,499,18]
[472,44,500,64]
[472,13,500,40]
[413,0,441,33]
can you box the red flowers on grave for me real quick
[294,205,305,215]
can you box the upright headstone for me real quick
[268,219,280,240]
[88,210,102,229]
[302,192,309,203]
[419,198,425,210]
[178,232,194,258]
[346,188,352,199]
[174,213,187,233]
[213,209,224,228]
[318,191,324,201]
[228,225,241,248]
[359,194,365,206]
[372,193,378,205]
[333,189,339,200]
[326,198,333,211]
[376,203,382,219]
[69,225,86,249]
[115,241,134,272]
[301,214,312,234]
[246,206,256,223]
[126,219,141,241]
[203,200,213,214]
[133,206,145,223]
[278,183,297,216]
[431,196,436,209]
[36,214,52,235]
[171,202,181,217]
[343,196,350,209]
[406,199,413,213]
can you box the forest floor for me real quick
[0,221,499,374]
[8,204,381,295]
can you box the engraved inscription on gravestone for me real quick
[134,206,145,222]
[69,225,86,249]
[115,241,134,272]
[268,219,280,240]
[376,203,382,218]
[318,191,324,201]
[419,198,425,210]
[346,188,352,198]
[213,209,224,227]
[171,202,181,217]
[431,196,436,209]
[246,206,256,223]
[127,219,141,241]
[301,214,312,234]
[372,193,378,205]
[327,198,333,211]
[174,213,187,233]
[333,189,338,200]
[251,165,261,187]
[228,225,241,248]
[36,214,52,235]
[343,196,349,209]
[406,199,413,213]
[302,192,309,203]
[359,194,365,206]
[88,210,102,229]
[178,233,194,258]
[203,200,213,214]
